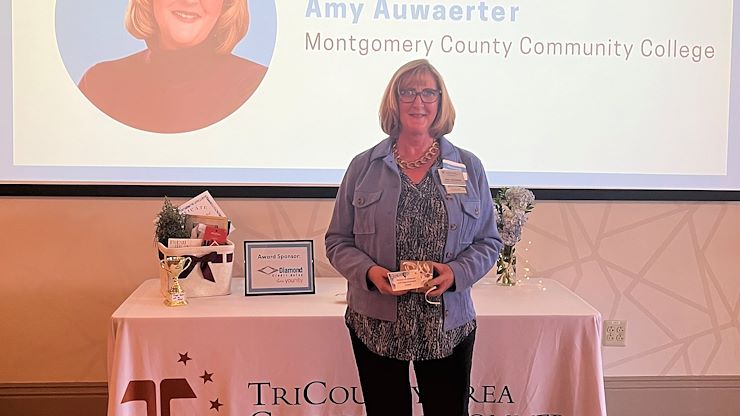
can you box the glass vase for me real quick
[496,245,517,286]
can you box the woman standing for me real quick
[325,59,502,416]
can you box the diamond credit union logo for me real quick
[257,266,279,275]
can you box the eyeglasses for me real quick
[398,88,441,103]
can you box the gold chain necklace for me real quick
[393,140,440,170]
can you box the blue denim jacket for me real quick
[325,137,503,331]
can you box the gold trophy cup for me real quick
[160,256,192,307]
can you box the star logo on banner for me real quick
[178,352,192,366]
[200,371,214,383]
[210,398,223,412]
[121,350,228,415]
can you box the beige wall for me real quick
[0,197,738,382]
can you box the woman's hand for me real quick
[427,262,455,297]
[367,265,409,296]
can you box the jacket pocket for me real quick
[352,190,383,235]
[460,200,481,244]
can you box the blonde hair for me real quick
[125,0,249,54]
[379,59,456,138]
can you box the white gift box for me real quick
[157,240,234,298]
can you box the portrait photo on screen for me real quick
[4,0,740,193]
[56,0,277,134]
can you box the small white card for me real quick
[388,270,427,291]
[178,190,225,217]
[178,190,235,233]
[168,238,204,248]
[388,260,434,291]
[445,185,468,194]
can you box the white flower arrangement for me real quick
[493,187,535,285]
[494,187,535,246]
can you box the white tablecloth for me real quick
[108,278,607,416]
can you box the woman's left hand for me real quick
[427,262,455,297]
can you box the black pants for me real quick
[349,328,476,416]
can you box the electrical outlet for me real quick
[603,320,627,347]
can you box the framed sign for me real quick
[244,240,315,295]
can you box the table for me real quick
[108,278,607,416]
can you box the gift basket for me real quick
[154,191,234,298]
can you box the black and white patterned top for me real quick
[346,164,476,360]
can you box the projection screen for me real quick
[1,0,739,197]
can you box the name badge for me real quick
[445,185,468,194]
[442,159,468,181]
[438,168,466,187]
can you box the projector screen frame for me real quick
[1,184,739,201]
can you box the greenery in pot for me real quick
[154,197,189,246]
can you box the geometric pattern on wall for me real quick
[522,202,740,376]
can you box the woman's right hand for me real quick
[367,265,409,296]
